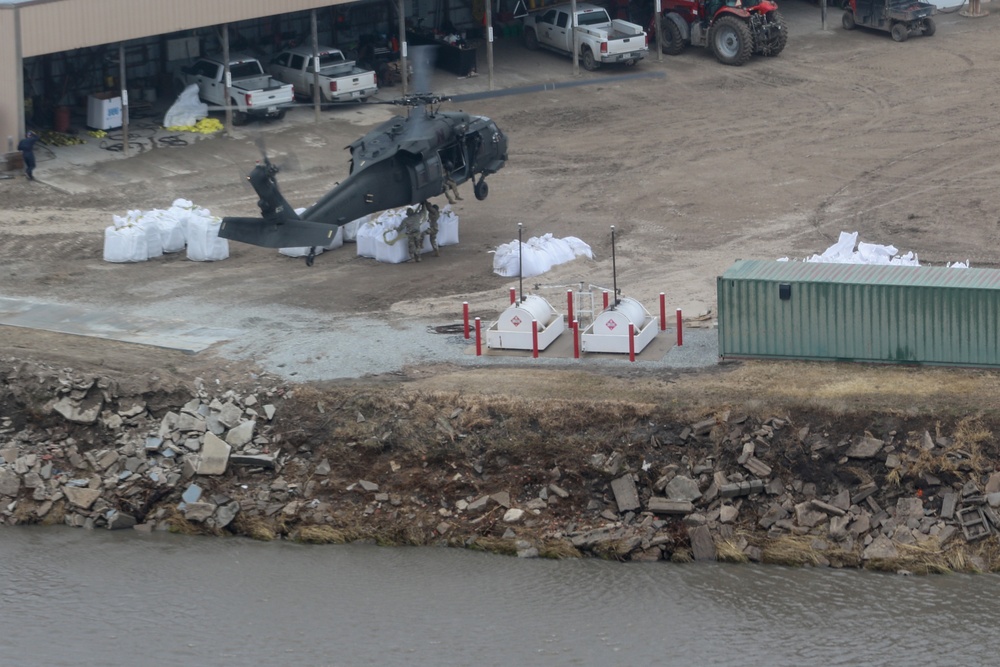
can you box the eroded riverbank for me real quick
[3,356,1000,574]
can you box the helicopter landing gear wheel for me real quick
[474,179,489,201]
[306,247,316,267]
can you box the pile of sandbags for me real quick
[492,233,593,278]
[103,198,228,263]
[278,207,344,258]
[355,205,460,264]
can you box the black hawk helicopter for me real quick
[219,46,662,259]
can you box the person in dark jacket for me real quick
[17,131,39,181]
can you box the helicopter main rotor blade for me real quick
[409,44,437,96]
[448,70,665,104]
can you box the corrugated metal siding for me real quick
[0,11,19,147]
[18,0,356,57]
[717,260,1000,366]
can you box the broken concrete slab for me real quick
[647,498,694,515]
[611,475,640,512]
[846,435,883,459]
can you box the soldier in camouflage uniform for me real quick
[422,200,441,256]
[402,205,425,262]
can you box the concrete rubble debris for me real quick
[0,360,997,573]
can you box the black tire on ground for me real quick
[232,110,249,126]
[524,29,539,50]
[923,17,936,36]
[891,22,909,42]
[709,16,753,66]
[474,179,489,201]
[842,10,856,30]
[274,109,286,121]
[661,17,686,55]
[760,10,788,56]
[582,47,598,71]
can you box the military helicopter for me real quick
[219,46,661,260]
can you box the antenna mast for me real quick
[611,225,618,309]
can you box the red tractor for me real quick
[652,0,788,66]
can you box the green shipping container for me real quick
[717,260,1000,366]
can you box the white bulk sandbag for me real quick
[356,219,378,258]
[103,224,148,263]
[279,245,325,258]
[492,234,593,278]
[341,214,369,242]
[150,209,186,253]
[133,213,164,259]
[186,214,229,261]
[163,84,208,128]
[375,225,410,264]
[324,225,344,250]
[437,207,459,246]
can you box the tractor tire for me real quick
[842,10,856,30]
[660,18,686,55]
[922,17,936,36]
[891,22,909,42]
[709,16,753,66]
[524,29,539,51]
[581,47,598,71]
[759,10,788,56]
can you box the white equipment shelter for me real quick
[486,294,566,351]
[581,296,658,354]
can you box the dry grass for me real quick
[715,538,750,564]
[294,525,349,544]
[232,514,276,541]
[538,539,582,559]
[468,536,518,556]
[761,535,827,567]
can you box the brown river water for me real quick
[2,527,998,666]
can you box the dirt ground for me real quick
[2,4,1000,404]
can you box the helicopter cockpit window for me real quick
[289,54,306,72]
[540,9,558,25]
[556,12,569,28]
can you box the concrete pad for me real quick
[465,323,675,361]
[0,297,241,354]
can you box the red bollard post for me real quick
[676,308,683,347]
[463,301,470,340]
[509,287,516,305]
[566,289,574,325]
[573,319,580,359]
[603,290,609,309]
[629,323,636,362]
[475,317,482,356]
[531,319,539,359]
[659,293,666,331]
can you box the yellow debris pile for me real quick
[88,130,107,138]
[40,130,86,146]
[165,117,224,134]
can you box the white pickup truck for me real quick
[179,55,294,125]
[268,46,378,104]
[522,3,648,71]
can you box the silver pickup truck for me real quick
[268,46,378,104]
[522,3,648,70]
[179,55,294,125]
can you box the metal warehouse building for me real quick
[0,0,504,148]
[717,259,1000,367]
